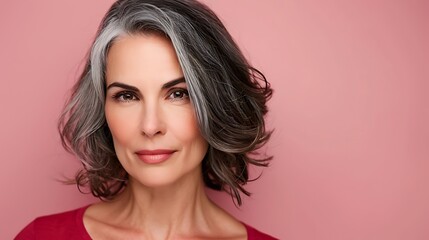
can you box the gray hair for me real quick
[59,0,273,205]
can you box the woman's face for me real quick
[104,34,208,188]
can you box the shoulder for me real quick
[15,205,91,240]
[243,223,279,240]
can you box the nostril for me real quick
[141,130,162,137]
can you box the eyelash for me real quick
[111,88,189,103]
[167,88,189,101]
[112,91,138,102]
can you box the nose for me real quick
[140,101,165,137]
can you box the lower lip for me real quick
[136,153,174,164]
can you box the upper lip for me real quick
[135,149,176,155]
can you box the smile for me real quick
[135,149,176,164]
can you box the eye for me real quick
[168,89,189,101]
[113,91,139,102]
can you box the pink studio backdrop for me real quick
[1,0,428,239]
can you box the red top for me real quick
[15,205,278,239]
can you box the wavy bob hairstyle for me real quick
[59,0,273,205]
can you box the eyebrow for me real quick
[106,77,186,91]
[162,77,186,89]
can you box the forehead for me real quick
[105,33,183,85]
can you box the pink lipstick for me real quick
[135,149,176,164]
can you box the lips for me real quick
[135,149,176,164]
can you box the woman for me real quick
[16,0,276,239]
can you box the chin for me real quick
[128,164,202,189]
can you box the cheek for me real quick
[168,108,208,155]
[105,104,139,146]
[169,107,199,140]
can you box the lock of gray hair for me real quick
[59,0,273,206]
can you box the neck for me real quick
[108,168,217,238]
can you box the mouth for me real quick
[135,149,176,164]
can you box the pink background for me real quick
[1,0,428,239]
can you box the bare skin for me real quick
[83,170,247,239]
